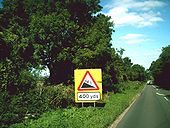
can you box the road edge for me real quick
[109,85,146,128]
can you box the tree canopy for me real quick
[0,0,147,94]
[149,45,170,89]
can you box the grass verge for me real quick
[10,82,144,128]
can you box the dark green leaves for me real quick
[149,45,170,89]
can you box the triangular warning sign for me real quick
[78,71,99,91]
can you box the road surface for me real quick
[116,85,170,128]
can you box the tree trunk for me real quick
[48,61,73,84]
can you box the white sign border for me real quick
[77,92,100,101]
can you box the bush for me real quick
[0,84,74,127]
[0,91,23,128]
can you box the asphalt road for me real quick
[116,85,170,128]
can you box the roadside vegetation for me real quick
[9,82,144,128]
[0,0,155,127]
[149,45,170,89]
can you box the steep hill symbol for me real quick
[77,71,99,91]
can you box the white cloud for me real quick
[118,33,150,44]
[104,0,166,28]
[119,33,144,40]
[112,0,166,11]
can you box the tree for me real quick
[27,0,113,84]
[0,0,115,85]
[0,0,36,93]
[149,45,170,89]
[122,57,133,81]
[130,64,146,81]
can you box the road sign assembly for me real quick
[74,69,102,103]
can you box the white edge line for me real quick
[152,85,156,88]
[156,92,165,96]
[109,85,146,128]
[164,97,169,102]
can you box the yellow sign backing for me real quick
[74,69,102,103]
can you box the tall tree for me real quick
[0,0,35,93]
[122,57,133,81]
[0,0,114,85]
[149,45,170,89]
[130,64,146,81]
[28,0,115,84]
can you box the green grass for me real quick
[10,82,144,128]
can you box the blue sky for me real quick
[100,0,170,69]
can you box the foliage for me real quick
[122,57,133,81]
[0,59,37,94]
[130,64,146,81]
[9,82,144,128]
[0,0,118,88]
[0,0,147,94]
[0,84,74,127]
[149,45,170,89]
[0,1,148,127]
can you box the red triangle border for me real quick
[77,71,99,91]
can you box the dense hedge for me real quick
[0,84,74,128]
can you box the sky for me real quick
[100,0,170,69]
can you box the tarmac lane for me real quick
[116,85,170,128]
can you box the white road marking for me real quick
[152,85,156,89]
[156,92,165,96]
[164,97,169,102]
